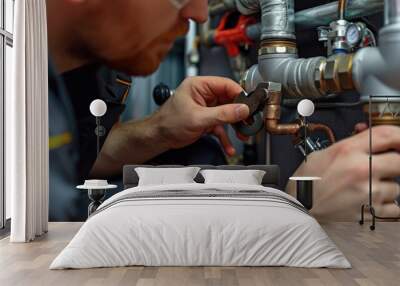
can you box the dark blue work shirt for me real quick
[48,62,84,221]
[48,62,131,221]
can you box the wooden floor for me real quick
[0,222,399,286]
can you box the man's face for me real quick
[74,0,208,75]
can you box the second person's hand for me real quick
[286,125,400,222]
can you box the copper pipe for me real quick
[338,0,347,20]
[263,86,301,135]
[265,119,301,135]
[308,123,336,143]
[263,86,336,143]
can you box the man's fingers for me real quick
[201,104,250,126]
[188,76,243,105]
[212,125,235,156]
[373,152,400,178]
[371,181,400,204]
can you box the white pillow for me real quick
[200,169,266,185]
[135,167,201,186]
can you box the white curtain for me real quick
[7,0,49,242]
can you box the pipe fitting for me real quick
[362,103,400,126]
[317,54,355,94]
[258,40,297,55]
[265,120,301,135]
[353,23,400,99]
[237,0,353,98]
[236,0,295,40]
[242,51,327,98]
[259,54,326,98]
[262,84,301,135]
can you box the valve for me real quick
[211,12,258,80]
[213,12,256,57]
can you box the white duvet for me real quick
[50,183,350,269]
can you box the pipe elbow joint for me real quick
[264,120,300,135]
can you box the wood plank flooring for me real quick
[0,222,399,286]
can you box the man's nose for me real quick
[180,0,208,23]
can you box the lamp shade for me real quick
[297,99,315,117]
[90,99,107,117]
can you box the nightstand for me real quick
[77,180,117,217]
[289,177,321,210]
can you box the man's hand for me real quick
[91,76,249,177]
[152,76,250,156]
[286,125,400,222]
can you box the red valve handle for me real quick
[214,12,257,57]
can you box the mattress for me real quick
[50,183,351,269]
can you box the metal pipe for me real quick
[308,123,336,143]
[351,0,400,124]
[385,0,400,25]
[185,20,198,77]
[237,0,356,99]
[353,2,400,98]
[236,0,295,40]
[209,0,236,16]
[199,20,214,47]
[201,1,383,46]
[242,0,383,40]
[263,84,302,135]
[257,54,325,98]
[338,0,347,20]
[295,0,383,29]
[242,50,329,98]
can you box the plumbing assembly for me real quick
[201,0,400,157]
[203,0,400,228]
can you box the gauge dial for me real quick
[345,24,362,47]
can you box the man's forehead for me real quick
[169,0,191,10]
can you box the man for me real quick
[47,0,250,220]
[47,0,399,221]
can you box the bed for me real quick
[50,165,350,269]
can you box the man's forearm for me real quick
[89,113,170,178]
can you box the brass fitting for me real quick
[316,53,355,94]
[258,40,298,56]
[362,103,400,126]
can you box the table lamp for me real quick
[89,99,107,155]
[289,99,319,210]
[77,99,115,217]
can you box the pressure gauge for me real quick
[345,24,362,47]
